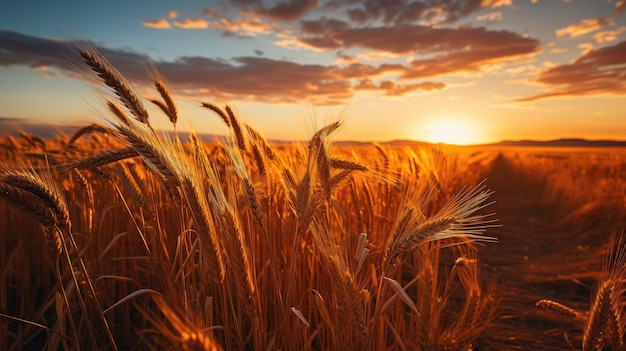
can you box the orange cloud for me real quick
[514,40,626,102]
[202,9,276,37]
[481,0,512,8]
[167,11,178,19]
[476,12,503,22]
[217,19,272,37]
[354,78,445,96]
[173,18,210,29]
[548,47,568,54]
[142,19,172,29]
[594,26,626,43]
[555,18,614,38]
[296,24,539,78]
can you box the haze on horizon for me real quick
[1,0,625,145]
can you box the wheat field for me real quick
[2,49,625,350]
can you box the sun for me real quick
[422,120,477,145]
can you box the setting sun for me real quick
[423,120,477,145]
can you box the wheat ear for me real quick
[536,299,586,324]
[115,122,180,186]
[383,182,496,270]
[583,280,620,351]
[79,49,150,126]
[224,141,264,228]
[67,123,110,146]
[63,147,138,172]
[151,78,178,125]
[201,102,231,128]
[0,182,62,255]
[225,106,247,153]
[1,172,71,233]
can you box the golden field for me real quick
[2,49,626,350]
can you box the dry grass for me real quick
[4,48,626,350]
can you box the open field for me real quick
[2,49,626,350]
[3,133,626,350]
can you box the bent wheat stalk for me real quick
[79,49,150,126]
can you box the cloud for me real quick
[555,18,614,38]
[229,0,319,21]
[346,1,430,25]
[476,11,502,22]
[217,17,276,37]
[593,26,626,43]
[208,0,512,31]
[144,18,212,31]
[481,0,512,8]
[173,18,210,29]
[297,23,539,61]
[0,31,96,69]
[142,11,179,29]
[402,34,539,79]
[616,0,626,13]
[324,0,513,26]
[202,9,276,37]
[255,0,319,21]
[0,30,352,104]
[354,78,445,96]
[514,40,626,102]
[160,55,353,104]
[142,19,172,29]
[0,29,534,106]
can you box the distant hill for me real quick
[2,120,626,148]
[493,138,626,147]
[334,139,433,147]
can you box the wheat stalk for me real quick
[68,123,111,146]
[152,78,178,125]
[201,102,231,128]
[386,216,457,268]
[245,125,276,160]
[225,106,247,153]
[583,280,620,351]
[1,172,71,233]
[536,299,586,324]
[79,49,150,126]
[224,141,264,228]
[310,222,368,349]
[20,132,47,150]
[115,122,180,186]
[0,182,62,254]
[383,181,496,270]
[330,157,369,172]
[63,147,138,171]
[107,100,131,126]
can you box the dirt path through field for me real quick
[478,153,589,349]
[482,153,565,269]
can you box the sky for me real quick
[1,0,625,145]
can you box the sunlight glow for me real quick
[423,120,477,145]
